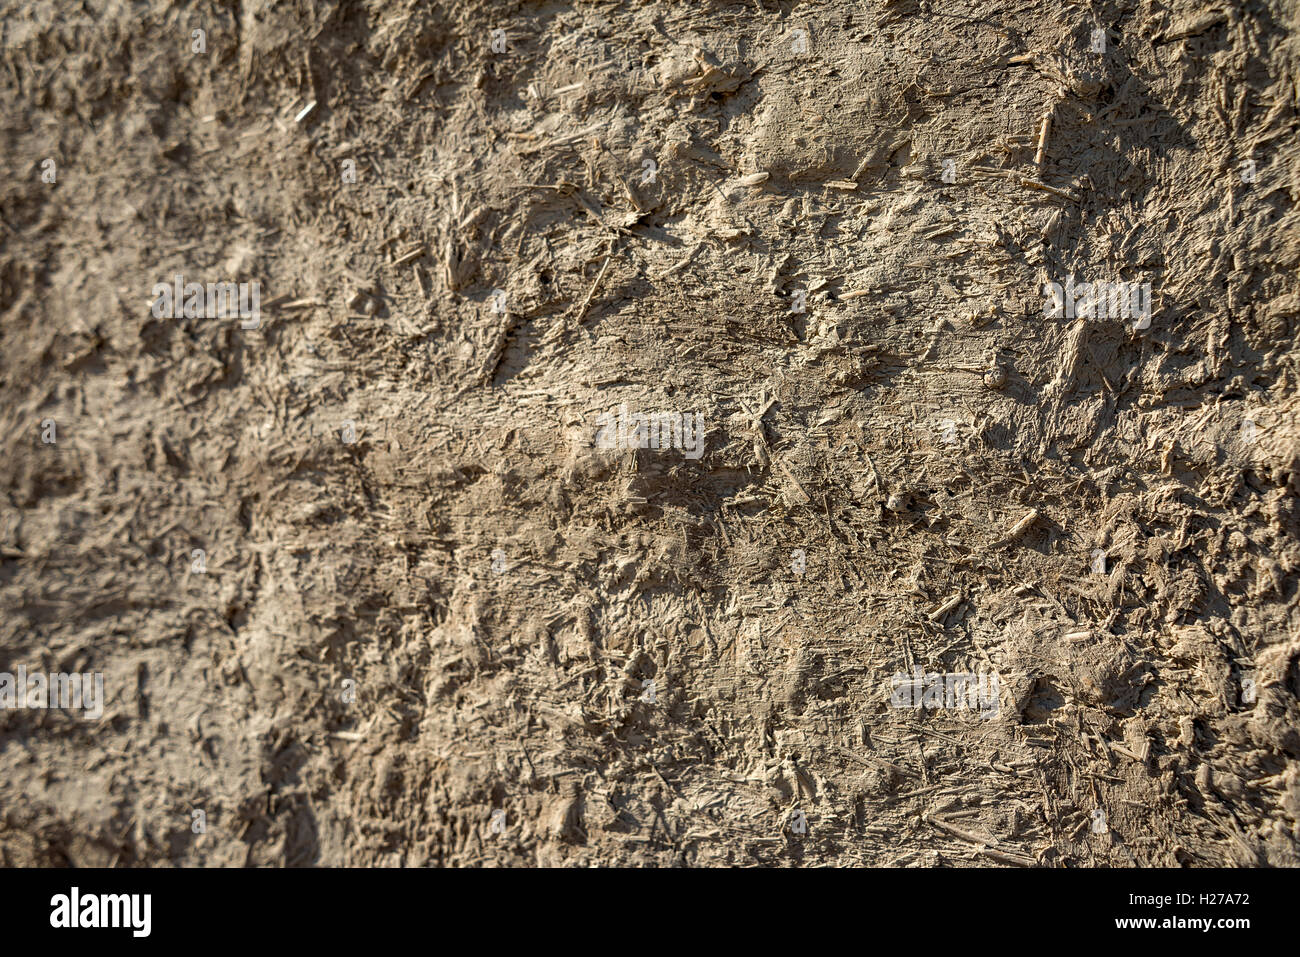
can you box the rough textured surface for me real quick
[1,0,1298,867]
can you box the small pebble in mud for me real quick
[984,367,1007,389]
[885,492,908,512]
